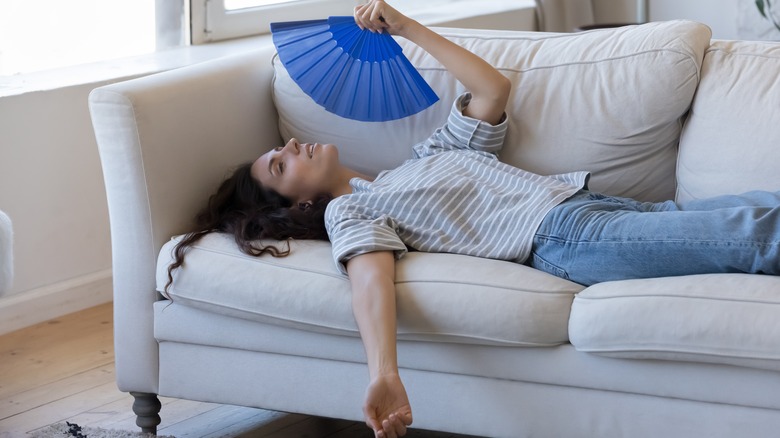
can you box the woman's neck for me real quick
[331,166,373,198]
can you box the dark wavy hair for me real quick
[164,161,331,293]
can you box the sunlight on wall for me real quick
[0,0,155,76]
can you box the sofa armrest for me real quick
[89,45,281,393]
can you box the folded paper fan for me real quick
[271,16,439,122]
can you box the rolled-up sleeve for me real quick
[326,200,408,275]
[413,93,508,159]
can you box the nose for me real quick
[283,138,300,154]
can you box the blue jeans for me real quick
[529,190,780,286]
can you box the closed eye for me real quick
[269,146,284,176]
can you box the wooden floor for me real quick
[0,303,477,438]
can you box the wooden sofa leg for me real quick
[130,392,162,434]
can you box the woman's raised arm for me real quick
[355,0,511,125]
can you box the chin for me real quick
[322,143,338,157]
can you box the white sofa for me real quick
[89,21,780,437]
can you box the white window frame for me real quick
[190,0,359,44]
[157,0,191,48]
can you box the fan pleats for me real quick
[272,16,439,122]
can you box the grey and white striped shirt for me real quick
[326,94,589,274]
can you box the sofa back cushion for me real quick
[676,40,780,203]
[273,20,711,201]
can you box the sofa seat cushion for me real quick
[273,20,711,202]
[157,233,584,346]
[677,40,780,203]
[568,274,780,371]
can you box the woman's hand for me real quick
[364,373,414,438]
[354,0,413,36]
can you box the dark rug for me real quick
[29,422,175,438]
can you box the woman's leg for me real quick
[530,191,780,286]
[679,190,780,210]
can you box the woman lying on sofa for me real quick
[166,1,780,437]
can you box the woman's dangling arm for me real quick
[347,250,413,438]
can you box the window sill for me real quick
[0,34,273,98]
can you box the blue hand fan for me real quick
[271,16,439,122]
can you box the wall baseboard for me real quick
[0,269,113,335]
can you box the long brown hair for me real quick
[165,162,331,293]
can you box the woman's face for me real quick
[251,138,340,204]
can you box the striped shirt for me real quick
[325,94,589,274]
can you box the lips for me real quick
[306,143,314,158]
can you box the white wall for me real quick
[0,86,111,294]
[647,0,739,39]
[0,83,115,333]
[592,0,739,39]
[592,0,636,24]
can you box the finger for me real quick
[372,421,385,438]
[388,414,408,436]
[358,9,376,31]
[402,410,413,426]
[355,3,376,27]
[353,6,364,30]
[369,5,382,24]
[368,5,387,30]
[365,413,382,433]
[358,2,385,33]
[382,419,397,438]
[354,5,371,30]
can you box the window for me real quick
[189,0,531,45]
[0,0,157,76]
[191,0,359,44]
